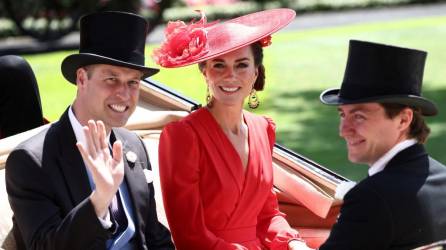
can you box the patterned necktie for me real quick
[108,141,128,237]
[110,191,128,236]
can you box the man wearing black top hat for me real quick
[5,11,174,250]
[318,40,446,250]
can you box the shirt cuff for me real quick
[335,180,357,200]
[98,210,113,229]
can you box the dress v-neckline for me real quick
[203,108,252,177]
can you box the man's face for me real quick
[75,64,142,130]
[338,103,409,166]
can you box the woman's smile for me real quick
[219,86,241,93]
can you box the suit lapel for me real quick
[112,129,151,233]
[385,144,427,170]
[56,109,92,206]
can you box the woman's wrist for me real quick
[288,239,312,249]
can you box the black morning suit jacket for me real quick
[320,144,446,250]
[5,108,174,250]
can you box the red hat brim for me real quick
[155,8,296,68]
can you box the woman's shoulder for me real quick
[163,108,209,136]
[162,116,194,139]
[164,118,192,134]
[262,115,276,129]
[244,111,276,130]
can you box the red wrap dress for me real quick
[159,108,301,249]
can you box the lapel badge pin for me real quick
[143,169,154,183]
[125,151,138,163]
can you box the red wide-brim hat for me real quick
[152,8,296,68]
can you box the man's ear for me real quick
[76,67,87,86]
[398,107,414,132]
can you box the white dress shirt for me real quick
[368,139,418,176]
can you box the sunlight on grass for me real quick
[25,51,75,120]
[24,15,446,180]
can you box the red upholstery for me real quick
[276,191,340,249]
[280,203,340,228]
[296,227,331,249]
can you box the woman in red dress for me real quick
[154,9,312,250]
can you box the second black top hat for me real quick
[320,40,437,116]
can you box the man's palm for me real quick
[77,120,124,211]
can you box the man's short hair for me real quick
[380,103,431,144]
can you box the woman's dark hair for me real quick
[380,103,431,144]
[251,42,265,91]
[198,41,265,91]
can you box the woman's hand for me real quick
[76,120,124,218]
[288,240,314,250]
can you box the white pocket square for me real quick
[143,169,154,183]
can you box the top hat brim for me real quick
[61,53,159,84]
[320,88,438,116]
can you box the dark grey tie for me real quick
[108,142,128,237]
[110,191,128,236]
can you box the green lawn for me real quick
[24,15,446,181]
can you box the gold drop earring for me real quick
[248,88,259,109]
[206,85,213,108]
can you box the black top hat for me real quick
[61,11,159,84]
[320,40,438,116]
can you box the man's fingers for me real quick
[111,140,124,183]
[76,142,96,173]
[82,126,97,159]
[112,140,123,164]
[97,121,108,150]
[97,121,111,161]
[88,120,101,153]
[76,142,87,160]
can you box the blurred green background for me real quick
[23,14,446,181]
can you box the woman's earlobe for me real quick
[200,67,207,78]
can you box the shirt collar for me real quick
[68,106,111,147]
[368,138,417,176]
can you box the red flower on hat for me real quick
[152,11,215,67]
[259,35,272,47]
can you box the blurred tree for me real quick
[240,0,293,8]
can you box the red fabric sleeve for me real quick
[158,121,246,250]
[256,117,303,250]
[265,116,276,151]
